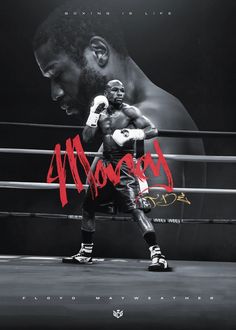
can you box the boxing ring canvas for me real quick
[0,0,235,329]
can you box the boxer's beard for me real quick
[75,60,107,123]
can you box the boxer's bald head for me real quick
[106,80,124,90]
[105,80,125,106]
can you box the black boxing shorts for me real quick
[83,154,139,213]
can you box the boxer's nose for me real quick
[117,91,124,97]
[51,80,64,101]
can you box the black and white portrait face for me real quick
[105,81,125,106]
[34,39,107,120]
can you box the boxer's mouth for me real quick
[66,108,79,115]
[60,103,78,115]
[60,104,69,111]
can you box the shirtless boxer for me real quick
[62,80,169,271]
[33,1,206,221]
[34,1,206,267]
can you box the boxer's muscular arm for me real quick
[82,125,99,143]
[125,106,158,139]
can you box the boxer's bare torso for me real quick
[99,103,148,153]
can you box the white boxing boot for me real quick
[62,243,93,264]
[148,245,169,271]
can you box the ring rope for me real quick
[0,211,235,224]
[157,129,236,138]
[0,121,84,129]
[0,148,100,157]
[0,122,236,138]
[0,181,235,194]
[0,148,236,162]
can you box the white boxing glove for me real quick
[112,129,146,147]
[86,95,109,127]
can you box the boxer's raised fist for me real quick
[86,95,109,127]
[91,95,109,114]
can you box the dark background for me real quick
[0,0,235,260]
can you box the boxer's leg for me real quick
[113,163,168,270]
[81,208,96,242]
[62,190,96,264]
[112,163,158,248]
[62,208,95,264]
[131,209,169,271]
[114,161,170,271]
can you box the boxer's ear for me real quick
[89,36,109,67]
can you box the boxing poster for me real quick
[0,0,235,329]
